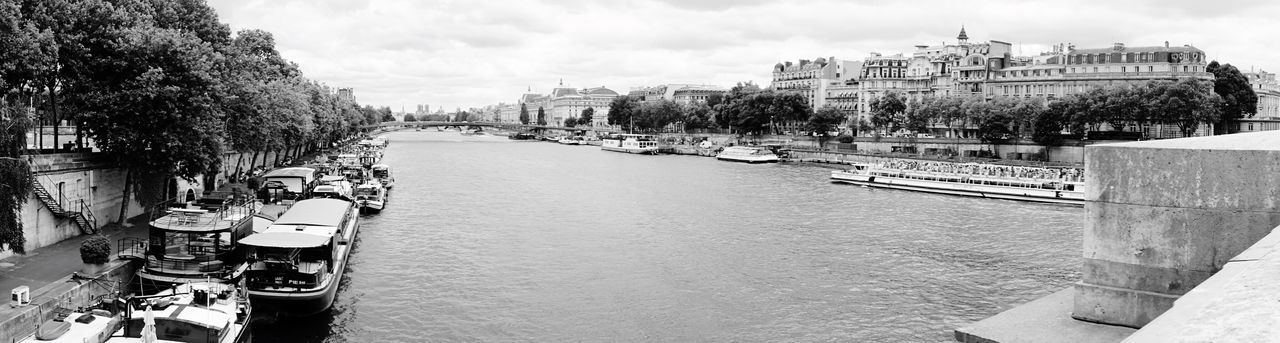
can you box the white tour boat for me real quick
[354,182,387,213]
[108,282,252,343]
[239,198,360,316]
[715,146,780,163]
[600,134,660,154]
[830,162,1085,205]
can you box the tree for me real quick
[1206,61,1258,134]
[1149,79,1222,137]
[767,92,811,134]
[403,113,417,122]
[902,97,932,134]
[536,107,547,125]
[974,106,1013,144]
[580,107,594,127]
[633,100,682,132]
[519,103,530,124]
[806,105,845,148]
[1,104,34,253]
[70,1,232,224]
[705,93,724,109]
[714,81,762,132]
[936,97,966,139]
[682,102,713,131]
[381,112,396,122]
[869,92,906,134]
[564,117,577,127]
[1031,100,1069,147]
[607,96,637,129]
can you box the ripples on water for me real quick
[251,132,1083,342]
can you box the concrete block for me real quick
[955,288,1136,343]
[1072,282,1178,327]
[1076,131,1280,328]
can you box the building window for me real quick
[1122,66,1126,73]
[1148,66,1154,72]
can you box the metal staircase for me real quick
[30,178,98,235]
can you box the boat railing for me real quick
[147,192,257,223]
[869,165,1083,184]
[144,249,237,276]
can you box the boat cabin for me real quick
[241,199,357,291]
[119,283,249,343]
[260,167,317,200]
[122,192,258,292]
[371,164,391,180]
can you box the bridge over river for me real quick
[363,121,617,135]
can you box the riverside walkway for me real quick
[0,223,146,299]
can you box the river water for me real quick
[252,131,1083,342]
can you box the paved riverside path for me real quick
[0,223,147,297]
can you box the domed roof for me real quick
[584,87,618,96]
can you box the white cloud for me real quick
[206,0,1280,110]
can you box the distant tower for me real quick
[957,25,969,45]
[337,88,354,101]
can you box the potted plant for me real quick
[79,236,111,275]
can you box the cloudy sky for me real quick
[206,0,1280,111]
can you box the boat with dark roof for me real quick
[239,198,360,316]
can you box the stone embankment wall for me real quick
[651,133,1092,164]
[0,260,136,342]
[1074,131,1280,328]
[7,154,143,260]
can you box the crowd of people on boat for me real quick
[878,160,1084,182]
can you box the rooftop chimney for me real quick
[1165,41,1169,48]
[1113,42,1125,51]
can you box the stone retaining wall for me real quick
[0,260,135,342]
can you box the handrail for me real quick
[78,199,97,232]
[146,192,256,223]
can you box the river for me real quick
[251,131,1083,342]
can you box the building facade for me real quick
[507,84,616,127]
[771,57,860,110]
[1246,70,1280,119]
[630,84,726,105]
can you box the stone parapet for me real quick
[1073,131,1280,327]
[0,260,135,341]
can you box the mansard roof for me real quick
[1070,45,1205,55]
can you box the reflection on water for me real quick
[251,131,1082,342]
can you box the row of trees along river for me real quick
[0,0,398,254]
[868,69,1257,146]
[460,65,1256,150]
